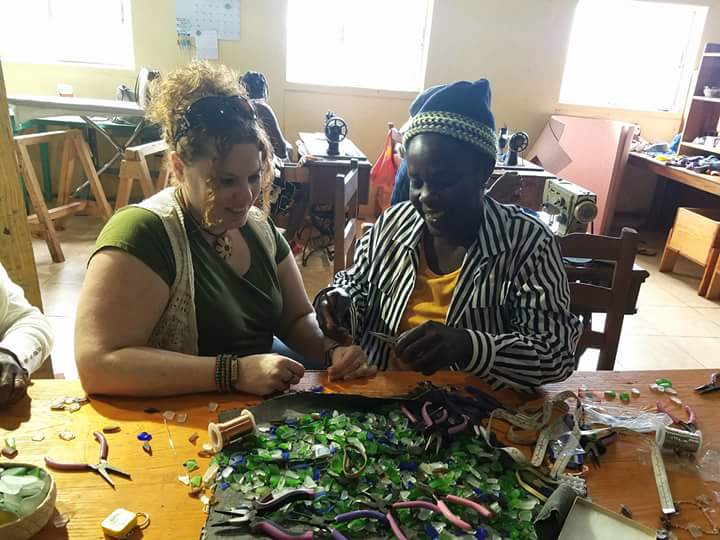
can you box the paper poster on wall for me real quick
[176,0,241,40]
[196,30,219,60]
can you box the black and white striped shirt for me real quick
[325,199,582,391]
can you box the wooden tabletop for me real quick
[628,152,720,197]
[2,370,719,539]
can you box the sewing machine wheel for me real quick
[325,116,348,143]
[574,200,598,224]
[509,131,529,153]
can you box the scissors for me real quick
[695,372,720,394]
[45,431,132,489]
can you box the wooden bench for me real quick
[116,139,170,209]
[15,129,113,263]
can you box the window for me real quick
[559,0,707,112]
[0,0,134,69]
[286,0,433,92]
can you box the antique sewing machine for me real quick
[542,177,598,236]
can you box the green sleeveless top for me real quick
[93,206,290,357]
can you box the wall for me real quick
[4,0,720,166]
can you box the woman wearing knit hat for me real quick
[315,79,582,390]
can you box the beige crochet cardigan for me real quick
[135,187,276,355]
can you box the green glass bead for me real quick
[604,390,616,398]
[619,392,630,402]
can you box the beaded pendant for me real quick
[215,234,232,261]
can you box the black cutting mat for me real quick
[202,391,417,540]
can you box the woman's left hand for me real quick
[328,345,378,381]
[394,321,472,375]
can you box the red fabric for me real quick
[370,130,397,189]
[370,129,398,215]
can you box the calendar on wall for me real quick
[176,0,241,41]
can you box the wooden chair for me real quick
[333,159,359,273]
[559,227,639,371]
[116,139,170,209]
[15,129,113,263]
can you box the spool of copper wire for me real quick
[656,425,702,455]
[208,409,256,452]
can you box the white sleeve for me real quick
[0,264,54,375]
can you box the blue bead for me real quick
[399,461,418,471]
[137,432,152,441]
[269,425,277,434]
[281,451,290,461]
[366,432,374,441]
[286,418,299,427]
[310,385,325,393]
[424,524,439,539]
[229,454,245,466]
[220,482,230,491]
[312,468,321,481]
[475,527,486,540]
[385,431,394,440]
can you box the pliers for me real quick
[695,372,720,394]
[401,401,470,455]
[45,431,132,489]
[656,400,697,432]
[213,488,317,538]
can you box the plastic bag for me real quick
[582,401,671,433]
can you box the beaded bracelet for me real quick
[215,354,239,393]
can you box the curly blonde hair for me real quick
[148,61,273,223]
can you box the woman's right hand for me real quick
[235,354,305,396]
[315,288,352,344]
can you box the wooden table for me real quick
[291,132,372,205]
[627,152,720,231]
[628,152,720,199]
[2,370,718,539]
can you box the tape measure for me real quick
[650,441,676,515]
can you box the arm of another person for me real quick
[460,235,582,389]
[255,102,290,160]
[0,265,53,375]
[275,253,376,380]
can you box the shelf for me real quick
[680,141,720,156]
[693,96,720,103]
[703,52,720,57]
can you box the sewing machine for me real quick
[542,177,598,235]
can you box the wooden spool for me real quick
[0,463,57,540]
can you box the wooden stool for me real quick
[707,257,720,300]
[659,207,720,297]
[116,139,169,210]
[15,129,113,263]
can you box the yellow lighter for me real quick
[101,508,150,538]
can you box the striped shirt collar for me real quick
[391,198,513,259]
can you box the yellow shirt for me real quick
[398,249,461,333]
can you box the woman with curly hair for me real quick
[75,62,375,397]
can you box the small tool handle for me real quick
[93,431,109,459]
[44,456,89,471]
[435,499,472,531]
[334,510,387,523]
[392,501,441,513]
[251,520,313,540]
[386,512,408,540]
[447,415,470,435]
[445,494,494,518]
